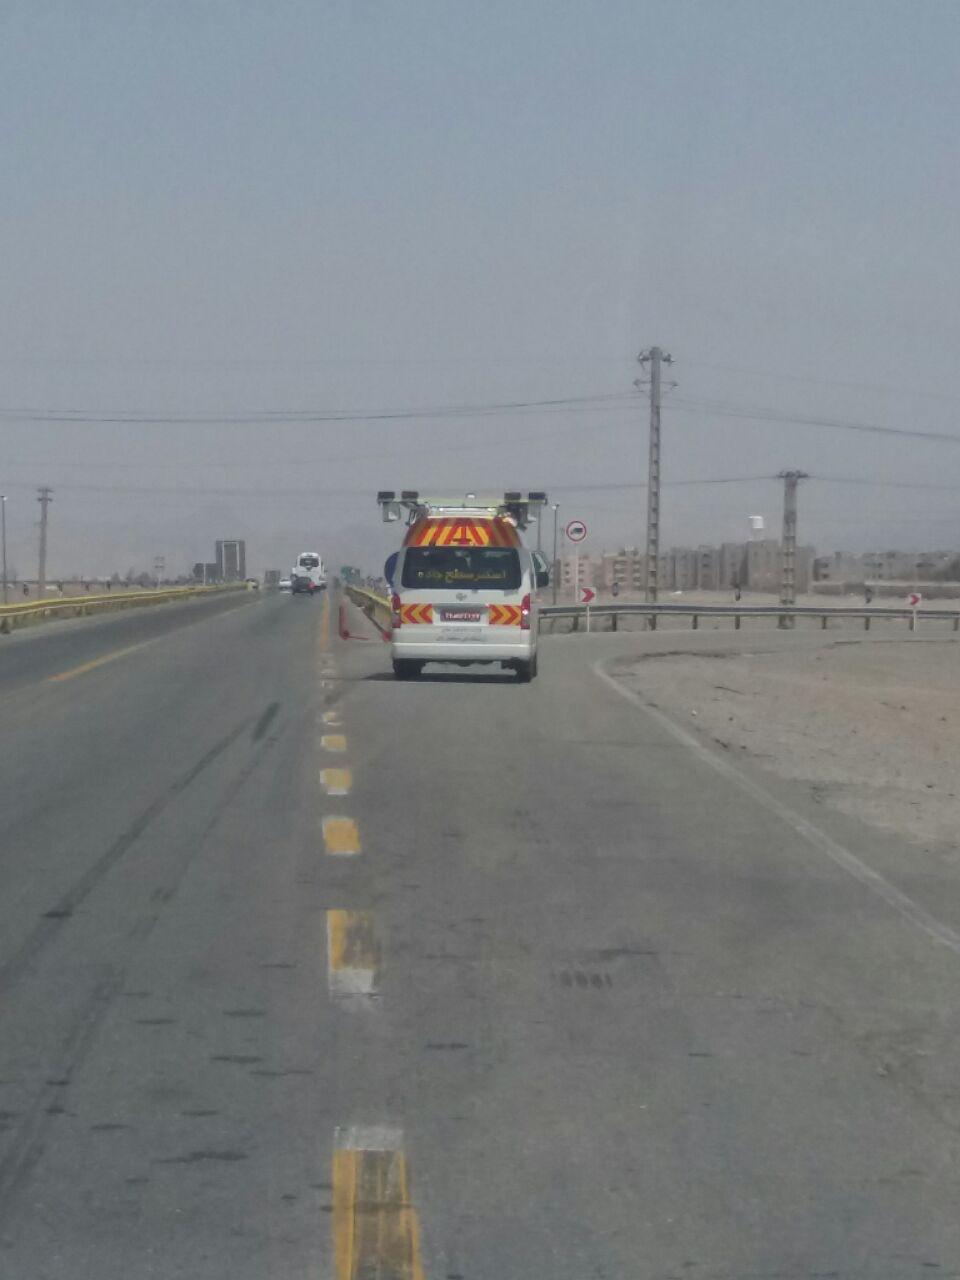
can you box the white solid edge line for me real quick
[592,659,960,958]
[335,1125,403,1151]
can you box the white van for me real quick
[290,551,326,595]
[386,507,549,681]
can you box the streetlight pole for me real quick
[1,494,7,605]
[551,503,560,606]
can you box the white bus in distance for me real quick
[290,552,326,595]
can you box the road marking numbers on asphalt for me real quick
[321,768,353,797]
[332,1127,425,1280]
[326,910,380,997]
[322,710,342,726]
[321,734,347,753]
[323,816,361,856]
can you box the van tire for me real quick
[516,654,537,683]
[393,659,423,680]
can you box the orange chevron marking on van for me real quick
[399,603,434,625]
[403,517,520,549]
[487,604,522,626]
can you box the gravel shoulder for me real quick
[614,633,960,858]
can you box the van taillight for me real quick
[391,593,402,628]
[520,593,531,630]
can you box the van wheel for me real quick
[516,655,537,683]
[393,660,423,680]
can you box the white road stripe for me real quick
[335,1125,403,1151]
[328,966,377,995]
[594,659,960,959]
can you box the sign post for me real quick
[908,591,921,632]
[564,519,587,614]
[580,585,596,631]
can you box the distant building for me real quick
[193,561,220,584]
[667,547,698,591]
[720,542,747,590]
[744,539,780,592]
[560,537,819,596]
[559,552,603,590]
[696,545,720,591]
[215,539,246,582]
[815,549,958,585]
[601,547,644,592]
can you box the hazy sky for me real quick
[2,0,959,578]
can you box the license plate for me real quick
[440,628,477,642]
[440,608,483,622]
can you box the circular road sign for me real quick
[565,519,587,543]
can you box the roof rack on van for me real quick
[376,491,548,531]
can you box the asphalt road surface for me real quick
[1,590,958,1278]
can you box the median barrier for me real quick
[0,584,246,635]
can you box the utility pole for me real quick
[551,503,560,606]
[778,470,808,627]
[636,347,673,607]
[37,486,53,598]
[1,494,8,605]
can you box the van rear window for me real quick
[401,547,521,591]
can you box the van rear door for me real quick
[399,545,525,643]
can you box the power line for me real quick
[670,396,960,446]
[0,390,636,427]
[0,474,776,500]
[810,475,960,492]
[682,360,960,406]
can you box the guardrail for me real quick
[539,601,960,633]
[343,585,392,636]
[0,584,246,634]
[336,587,960,637]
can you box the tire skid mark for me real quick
[0,718,251,1000]
[0,725,283,1226]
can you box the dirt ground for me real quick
[615,633,960,858]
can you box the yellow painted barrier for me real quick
[343,585,391,634]
[0,584,245,634]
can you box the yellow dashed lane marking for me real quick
[321,768,353,797]
[48,638,157,683]
[323,817,360,856]
[321,734,347,753]
[326,910,379,996]
[332,1140,425,1280]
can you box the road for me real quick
[1,589,958,1278]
